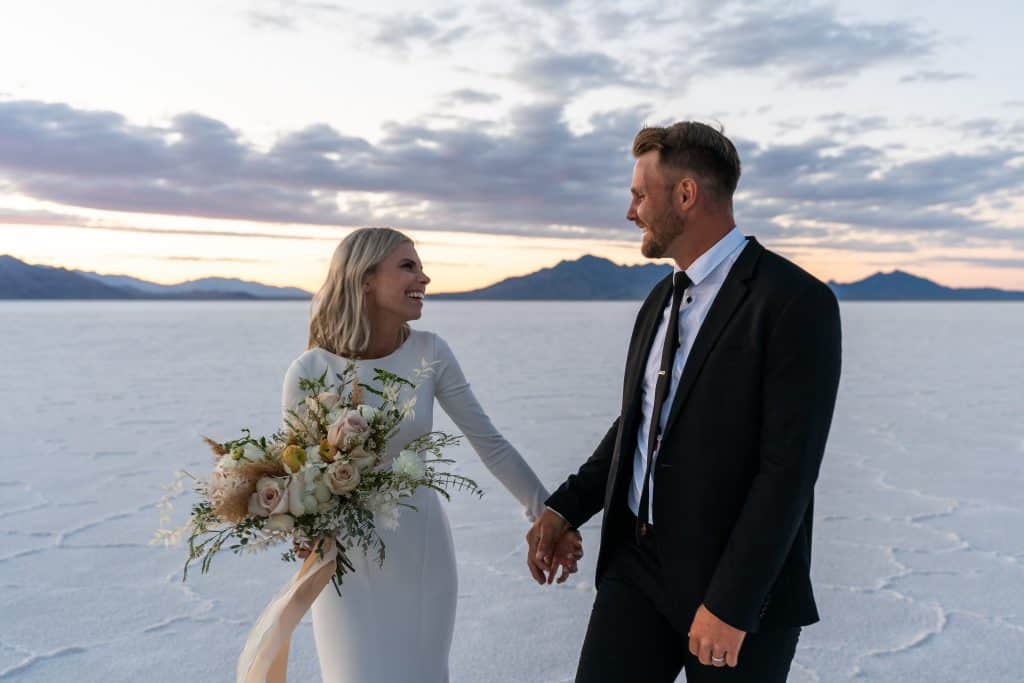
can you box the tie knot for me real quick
[672,271,692,298]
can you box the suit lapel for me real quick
[662,238,763,434]
[621,274,672,423]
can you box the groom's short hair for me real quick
[633,122,741,204]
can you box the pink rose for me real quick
[327,410,370,447]
[325,461,360,495]
[247,477,289,517]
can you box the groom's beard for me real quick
[639,211,684,259]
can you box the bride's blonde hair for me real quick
[308,227,413,358]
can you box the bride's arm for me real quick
[280,355,309,428]
[431,334,550,521]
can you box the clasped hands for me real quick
[525,510,746,668]
[525,508,584,585]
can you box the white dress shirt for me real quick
[628,227,748,523]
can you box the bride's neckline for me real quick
[313,332,413,363]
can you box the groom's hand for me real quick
[526,508,571,584]
[688,604,746,668]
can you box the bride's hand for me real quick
[549,530,584,585]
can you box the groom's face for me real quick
[628,151,683,258]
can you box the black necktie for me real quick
[637,270,691,535]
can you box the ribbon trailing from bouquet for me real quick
[236,540,338,683]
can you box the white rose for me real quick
[267,514,294,533]
[356,404,378,422]
[392,450,426,482]
[313,481,332,503]
[288,476,307,516]
[325,461,360,495]
[242,443,264,461]
[305,444,323,466]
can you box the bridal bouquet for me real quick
[155,361,481,590]
[154,361,482,682]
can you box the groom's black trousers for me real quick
[575,516,800,683]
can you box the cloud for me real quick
[513,50,639,97]
[0,98,642,237]
[247,10,297,30]
[244,1,345,31]
[696,5,933,83]
[2,219,336,242]
[926,255,1024,270]
[900,70,973,83]
[371,10,473,55]
[0,206,90,226]
[2,98,1023,253]
[777,235,919,253]
[445,89,501,105]
[735,138,1024,253]
[160,255,274,263]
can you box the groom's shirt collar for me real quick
[672,225,747,287]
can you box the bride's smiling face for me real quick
[364,242,431,322]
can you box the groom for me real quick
[527,122,841,682]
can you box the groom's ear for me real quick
[676,176,699,212]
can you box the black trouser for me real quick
[575,516,800,682]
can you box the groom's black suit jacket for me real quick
[546,237,841,635]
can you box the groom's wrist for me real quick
[544,505,573,531]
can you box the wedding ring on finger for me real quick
[711,654,727,666]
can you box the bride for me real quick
[281,227,582,682]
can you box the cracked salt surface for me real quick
[0,300,1021,681]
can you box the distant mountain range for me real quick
[434,255,670,300]
[433,256,1024,301]
[3,253,1022,301]
[0,255,311,300]
[826,269,1024,301]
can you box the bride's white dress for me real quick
[281,329,549,682]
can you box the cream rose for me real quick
[247,477,289,518]
[325,461,360,495]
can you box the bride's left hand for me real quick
[549,530,584,584]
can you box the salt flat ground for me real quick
[0,301,1021,682]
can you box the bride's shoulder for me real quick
[409,329,454,359]
[285,347,333,376]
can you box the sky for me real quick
[1,0,1022,293]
